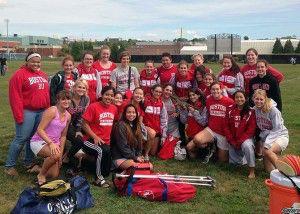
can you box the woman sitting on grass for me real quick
[30,90,71,185]
[252,89,289,173]
[224,91,256,178]
[111,104,146,171]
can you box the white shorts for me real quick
[264,136,289,151]
[30,140,47,156]
[206,127,229,150]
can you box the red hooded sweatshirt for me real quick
[9,66,50,123]
[224,106,256,149]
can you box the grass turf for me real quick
[0,60,299,213]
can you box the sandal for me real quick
[93,179,110,188]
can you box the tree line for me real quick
[272,39,300,54]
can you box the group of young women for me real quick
[4,47,289,187]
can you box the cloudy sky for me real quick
[0,0,299,40]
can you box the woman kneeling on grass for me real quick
[111,104,148,170]
[252,89,289,173]
[224,91,256,178]
[30,90,71,185]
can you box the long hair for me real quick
[188,89,206,108]
[222,55,240,75]
[72,78,89,96]
[120,104,143,149]
[233,90,250,118]
[252,89,272,113]
[194,65,207,82]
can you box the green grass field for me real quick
[0,61,299,213]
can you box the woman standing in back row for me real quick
[241,48,284,97]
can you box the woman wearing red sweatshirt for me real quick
[218,55,244,99]
[157,52,177,86]
[93,45,117,87]
[5,52,50,176]
[140,60,159,96]
[143,85,168,159]
[241,48,284,96]
[174,60,193,101]
[192,82,234,162]
[224,91,256,178]
[77,52,101,103]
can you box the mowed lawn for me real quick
[0,60,299,213]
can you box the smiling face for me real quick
[222,58,232,70]
[162,56,172,68]
[246,50,258,65]
[253,94,266,109]
[211,83,222,99]
[125,106,137,122]
[133,88,144,103]
[26,56,41,72]
[152,86,163,99]
[101,89,114,105]
[121,56,130,67]
[204,75,214,86]
[114,93,123,106]
[100,49,110,62]
[195,71,203,82]
[163,85,173,99]
[74,82,87,97]
[145,62,154,75]
[256,62,267,77]
[178,64,188,76]
[189,91,199,103]
[63,60,74,74]
[193,55,204,67]
[83,54,94,67]
[57,97,71,109]
[234,92,246,107]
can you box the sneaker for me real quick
[255,153,263,161]
[201,144,215,164]
[4,167,19,176]
[144,155,150,162]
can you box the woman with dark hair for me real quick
[30,90,71,185]
[224,91,256,178]
[80,85,117,187]
[218,55,244,99]
[77,52,100,103]
[111,104,145,170]
[249,60,282,111]
[50,55,78,105]
[5,51,50,176]
[157,52,177,86]
[241,48,284,96]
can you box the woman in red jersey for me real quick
[218,55,244,99]
[189,53,212,77]
[77,52,100,103]
[140,60,159,96]
[143,85,168,159]
[190,82,234,162]
[157,52,177,86]
[93,45,117,87]
[174,60,193,102]
[224,91,256,178]
[5,52,50,176]
[241,48,284,96]
[81,86,118,187]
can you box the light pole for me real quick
[4,19,9,59]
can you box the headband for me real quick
[26,53,41,61]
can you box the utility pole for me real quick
[4,19,9,59]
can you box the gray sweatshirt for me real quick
[254,101,288,145]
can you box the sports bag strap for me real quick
[127,66,132,89]
[159,179,168,201]
[280,171,300,194]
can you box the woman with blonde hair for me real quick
[252,89,289,172]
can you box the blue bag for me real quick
[11,176,94,214]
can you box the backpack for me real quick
[12,176,94,214]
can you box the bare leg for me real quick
[186,140,198,159]
[145,127,156,157]
[248,167,255,179]
[263,143,282,173]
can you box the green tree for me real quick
[272,38,283,54]
[244,36,249,40]
[70,41,83,61]
[295,41,300,53]
[283,39,294,53]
